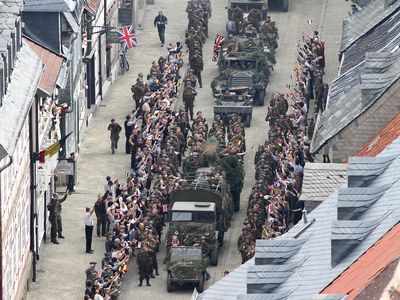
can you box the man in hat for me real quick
[86,261,99,282]
[107,118,122,154]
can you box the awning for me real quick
[63,11,79,33]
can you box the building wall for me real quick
[0,118,31,300]
[329,79,400,162]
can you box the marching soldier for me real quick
[184,69,197,88]
[182,84,197,120]
[190,52,204,88]
[136,242,153,287]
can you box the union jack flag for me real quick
[117,25,138,49]
[212,34,225,62]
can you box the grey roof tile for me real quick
[199,138,400,300]
[0,44,42,156]
[300,163,347,203]
[312,49,400,153]
[341,8,400,73]
[340,0,400,53]
[23,0,76,12]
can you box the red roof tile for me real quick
[85,0,100,14]
[23,37,64,97]
[354,113,400,157]
[321,223,400,299]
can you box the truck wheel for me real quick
[197,274,205,293]
[210,247,218,266]
[167,272,173,292]
[245,114,252,127]
[282,0,289,12]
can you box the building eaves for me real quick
[340,0,400,54]
[354,113,400,157]
[23,37,64,97]
[300,163,347,203]
[23,0,76,12]
[0,43,42,156]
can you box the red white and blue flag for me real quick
[117,25,138,49]
[212,34,225,62]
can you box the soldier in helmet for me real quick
[232,6,244,35]
[182,84,197,120]
[247,8,261,32]
[131,78,145,110]
[190,52,204,88]
[184,69,197,88]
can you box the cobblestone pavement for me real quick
[26,0,348,299]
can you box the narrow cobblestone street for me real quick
[26,1,349,299]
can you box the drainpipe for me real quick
[0,155,13,297]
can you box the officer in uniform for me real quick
[47,196,59,244]
[54,192,68,240]
[182,84,197,120]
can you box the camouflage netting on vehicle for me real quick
[165,260,209,285]
[166,223,215,244]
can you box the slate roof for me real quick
[23,0,76,12]
[354,113,400,157]
[340,0,400,54]
[340,7,400,73]
[198,138,400,300]
[300,163,347,203]
[0,44,42,157]
[312,48,400,153]
[23,37,64,96]
[322,223,400,299]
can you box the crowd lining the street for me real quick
[238,30,328,263]
[84,1,213,299]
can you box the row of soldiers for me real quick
[182,0,211,120]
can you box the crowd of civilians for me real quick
[238,31,329,263]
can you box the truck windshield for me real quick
[172,211,215,222]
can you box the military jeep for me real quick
[167,201,221,266]
[217,56,268,107]
[166,246,207,293]
[213,86,253,127]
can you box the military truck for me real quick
[226,0,268,35]
[268,0,289,12]
[166,246,207,293]
[166,168,233,266]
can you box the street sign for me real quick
[106,31,120,44]
[119,7,133,26]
